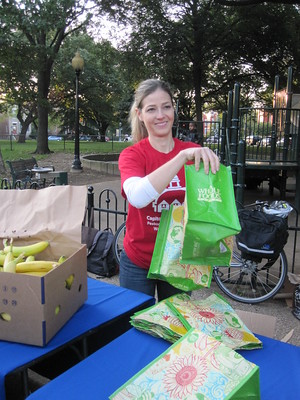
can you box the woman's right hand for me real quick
[182,147,220,174]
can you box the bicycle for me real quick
[213,200,293,304]
[113,220,126,266]
[112,200,293,304]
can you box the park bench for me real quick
[6,157,55,188]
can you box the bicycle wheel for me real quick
[213,248,288,304]
[113,221,126,265]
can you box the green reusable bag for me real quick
[148,204,213,291]
[110,328,260,400]
[130,292,262,350]
[181,163,241,266]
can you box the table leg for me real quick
[22,368,29,397]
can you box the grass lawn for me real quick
[0,139,130,180]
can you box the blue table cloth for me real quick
[0,278,155,400]
[27,327,300,400]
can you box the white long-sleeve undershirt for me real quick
[123,176,160,208]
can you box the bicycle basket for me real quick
[236,209,289,260]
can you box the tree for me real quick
[216,0,300,5]
[121,0,300,131]
[0,0,93,153]
[0,0,124,153]
[120,0,254,133]
[51,33,129,141]
[0,26,38,142]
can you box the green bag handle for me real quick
[165,299,192,332]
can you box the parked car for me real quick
[245,135,262,145]
[123,134,132,142]
[96,135,110,142]
[205,134,219,144]
[48,135,62,141]
[277,137,291,147]
[260,137,272,147]
[79,135,92,141]
[277,138,284,147]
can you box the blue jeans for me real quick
[119,250,186,302]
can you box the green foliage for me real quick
[0,0,124,154]
[0,0,300,158]
[121,0,300,118]
[51,33,131,137]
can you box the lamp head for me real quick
[72,51,84,72]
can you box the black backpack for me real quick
[236,209,289,260]
[87,228,119,277]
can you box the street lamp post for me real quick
[119,122,122,142]
[71,51,84,171]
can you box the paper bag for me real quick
[0,185,87,258]
[181,164,240,266]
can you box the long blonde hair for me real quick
[129,79,174,143]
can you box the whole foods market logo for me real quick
[197,186,221,202]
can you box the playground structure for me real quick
[219,66,300,212]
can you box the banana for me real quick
[0,250,6,266]
[0,254,7,266]
[16,261,59,273]
[25,255,35,262]
[55,305,61,315]
[3,239,14,268]
[4,241,50,257]
[58,255,67,264]
[0,312,11,322]
[0,266,3,272]
[21,271,48,277]
[65,273,75,290]
[3,253,25,273]
[3,252,14,269]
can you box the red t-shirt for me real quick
[119,137,199,269]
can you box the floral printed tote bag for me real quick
[109,328,260,400]
[148,204,213,291]
[131,292,262,351]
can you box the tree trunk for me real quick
[193,69,204,145]
[18,118,35,144]
[18,134,26,144]
[35,67,51,154]
[17,108,36,144]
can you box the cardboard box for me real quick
[0,243,87,346]
[236,309,276,338]
[0,186,88,346]
[236,309,294,343]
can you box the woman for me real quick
[118,79,219,301]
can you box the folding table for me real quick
[0,278,155,400]
[27,327,300,400]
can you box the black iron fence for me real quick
[175,120,221,146]
[239,107,300,163]
[86,186,127,234]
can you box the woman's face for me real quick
[137,88,174,139]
